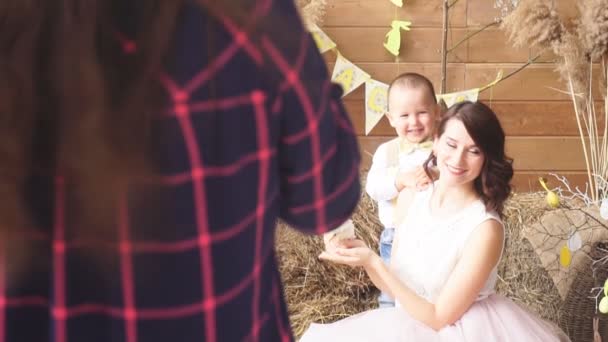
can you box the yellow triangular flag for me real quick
[383,20,412,56]
[306,22,337,54]
[437,88,480,108]
[331,52,371,97]
[364,79,389,135]
[390,0,403,7]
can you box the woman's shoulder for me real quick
[474,201,502,225]
[463,200,504,237]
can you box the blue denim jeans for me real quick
[378,227,395,307]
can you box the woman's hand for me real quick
[318,239,378,268]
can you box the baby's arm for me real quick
[365,144,399,201]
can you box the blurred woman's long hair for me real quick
[0,1,255,236]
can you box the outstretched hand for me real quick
[318,239,376,268]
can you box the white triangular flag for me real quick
[364,79,389,135]
[306,22,336,54]
[331,52,371,97]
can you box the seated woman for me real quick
[301,101,570,341]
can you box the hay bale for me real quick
[497,192,564,324]
[275,185,383,338]
[276,175,564,338]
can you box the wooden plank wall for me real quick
[320,0,593,192]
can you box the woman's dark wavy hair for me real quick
[424,101,514,215]
[0,1,261,235]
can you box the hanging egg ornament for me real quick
[567,232,582,252]
[600,296,608,314]
[539,177,560,208]
[546,192,560,208]
[559,245,571,268]
[600,198,608,220]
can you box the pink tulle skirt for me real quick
[299,294,570,342]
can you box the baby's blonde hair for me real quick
[387,72,437,111]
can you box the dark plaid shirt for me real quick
[3,1,360,342]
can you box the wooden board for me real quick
[467,29,555,63]
[357,136,588,171]
[466,64,603,101]
[323,0,467,28]
[319,27,556,64]
[323,27,468,63]
[344,100,605,136]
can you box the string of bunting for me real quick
[306,0,505,135]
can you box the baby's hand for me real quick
[396,167,432,191]
[395,170,417,190]
[413,166,432,190]
[323,219,356,253]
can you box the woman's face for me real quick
[434,119,485,187]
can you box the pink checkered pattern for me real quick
[1,1,360,342]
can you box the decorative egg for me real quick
[600,198,608,220]
[599,296,608,314]
[546,191,560,208]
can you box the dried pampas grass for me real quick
[578,0,608,101]
[577,0,608,61]
[554,32,589,99]
[501,0,564,51]
[295,0,327,26]
[501,0,588,104]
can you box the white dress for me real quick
[300,186,570,342]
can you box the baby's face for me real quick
[386,85,437,143]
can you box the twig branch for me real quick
[552,173,594,206]
[448,21,500,53]
[440,0,449,93]
[479,53,542,94]
[447,0,460,9]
